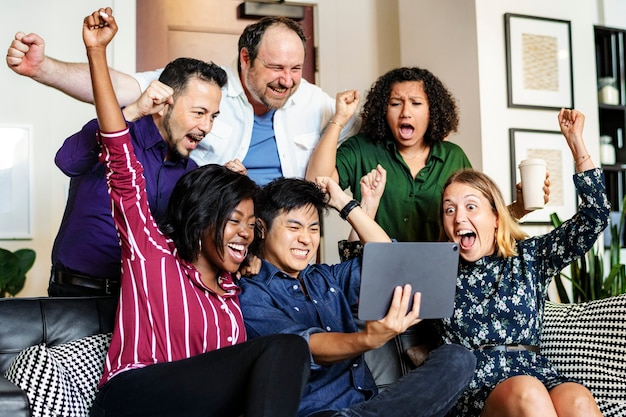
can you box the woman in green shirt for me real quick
[307,67,474,243]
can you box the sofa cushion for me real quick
[4,333,111,417]
[542,294,626,416]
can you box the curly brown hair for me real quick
[360,67,459,146]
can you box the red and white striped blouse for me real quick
[97,128,246,387]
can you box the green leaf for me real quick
[0,248,19,289]
[553,273,571,303]
[549,213,563,228]
[14,249,36,277]
[4,275,26,296]
[0,247,35,297]
[549,207,626,302]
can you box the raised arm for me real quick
[305,89,360,182]
[315,176,390,243]
[347,165,386,242]
[83,8,125,132]
[121,79,173,121]
[7,31,141,106]
[558,108,595,172]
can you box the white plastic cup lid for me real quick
[518,158,547,168]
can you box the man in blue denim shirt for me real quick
[239,176,475,417]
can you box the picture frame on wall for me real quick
[509,128,576,224]
[0,125,32,239]
[505,13,574,110]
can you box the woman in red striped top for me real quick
[83,8,310,417]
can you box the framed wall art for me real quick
[0,126,32,239]
[509,128,577,224]
[505,13,574,110]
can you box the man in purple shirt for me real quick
[49,57,226,297]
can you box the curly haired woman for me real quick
[306,67,472,243]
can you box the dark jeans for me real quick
[311,344,475,417]
[90,334,310,417]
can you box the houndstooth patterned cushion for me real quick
[542,294,626,417]
[4,333,111,417]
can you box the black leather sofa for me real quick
[2,294,624,417]
[0,295,422,417]
[0,296,117,417]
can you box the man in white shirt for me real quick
[6,16,360,185]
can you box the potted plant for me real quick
[0,247,36,298]
[550,195,626,303]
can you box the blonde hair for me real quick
[440,169,528,258]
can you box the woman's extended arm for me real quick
[83,8,126,133]
[305,90,359,182]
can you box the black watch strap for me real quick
[340,199,361,220]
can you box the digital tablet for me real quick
[357,242,459,321]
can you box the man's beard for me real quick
[246,72,291,110]
[162,107,187,162]
[260,91,287,110]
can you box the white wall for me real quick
[397,0,483,170]
[397,0,602,246]
[599,0,626,29]
[0,2,136,296]
[292,0,403,264]
[476,0,600,203]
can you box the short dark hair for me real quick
[159,164,259,263]
[360,67,459,147]
[158,57,227,100]
[237,16,306,71]
[252,177,327,254]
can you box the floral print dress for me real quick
[441,169,610,416]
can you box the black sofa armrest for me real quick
[0,375,29,417]
[0,296,117,374]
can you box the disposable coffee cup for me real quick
[518,159,547,210]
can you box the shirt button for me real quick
[352,363,358,367]
[221,304,227,310]
[325,326,331,331]
[313,300,318,304]
[293,284,299,290]
[403,217,408,222]
[330,288,336,293]
[294,307,300,312]
[357,386,362,390]
[227,336,233,342]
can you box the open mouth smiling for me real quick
[227,242,248,263]
[186,133,204,143]
[291,248,309,258]
[456,230,476,250]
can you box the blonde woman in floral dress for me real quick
[439,109,606,416]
